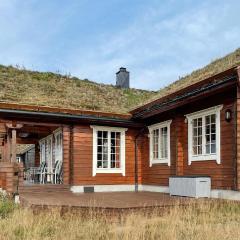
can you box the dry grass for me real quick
[0,65,155,114]
[0,196,240,240]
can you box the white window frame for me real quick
[91,125,127,176]
[148,120,172,167]
[185,105,223,165]
[39,139,46,163]
[54,128,63,163]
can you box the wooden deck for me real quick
[19,186,192,212]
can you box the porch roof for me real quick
[0,102,142,128]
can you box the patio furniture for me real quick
[32,161,47,184]
[52,160,63,184]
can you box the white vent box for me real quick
[169,176,211,198]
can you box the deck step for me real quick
[18,184,70,194]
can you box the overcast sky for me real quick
[0,0,239,90]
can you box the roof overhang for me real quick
[0,103,143,128]
[132,67,238,120]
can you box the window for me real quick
[91,126,127,176]
[39,140,46,163]
[54,129,63,162]
[186,105,222,165]
[148,120,172,166]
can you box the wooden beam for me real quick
[6,132,11,162]
[16,138,38,144]
[6,123,23,129]
[1,120,64,127]
[11,129,16,163]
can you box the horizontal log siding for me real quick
[141,97,235,190]
[141,120,177,186]
[63,126,71,185]
[183,102,235,190]
[71,125,139,186]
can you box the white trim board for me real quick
[71,185,135,193]
[70,184,169,193]
[210,190,240,201]
[70,185,240,201]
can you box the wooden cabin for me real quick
[0,65,240,199]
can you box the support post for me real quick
[176,115,185,176]
[11,129,16,163]
[6,132,11,162]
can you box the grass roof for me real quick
[144,48,240,105]
[0,48,239,114]
[0,65,155,114]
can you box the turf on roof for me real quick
[0,48,239,114]
[145,48,240,105]
[0,65,155,114]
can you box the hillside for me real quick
[0,65,155,114]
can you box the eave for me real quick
[132,67,238,120]
[0,103,143,128]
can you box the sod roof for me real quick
[0,48,239,114]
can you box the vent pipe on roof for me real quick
[116,67,129,88]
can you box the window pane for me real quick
[97,161,102,168]
[206,144,210,154]
[205,114,216,154]
[103,131,108,138]
[160,127,168,159]
[211,144,216,154]
[192,118,202,155]
[153,129,159,159]
[110,131,121,169]
[193,146,197,155]
[97,131,108,169]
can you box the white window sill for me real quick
[150,159,170,166]
[189,154,220,164]
[95,169,124,175]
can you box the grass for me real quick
[0,195,240,240]
[145,48,240,106]
[0,65,155,114]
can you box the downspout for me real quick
[134,127,146,192]
[234,99,237,190]
[235,67,240,190]
[69,125,74,185]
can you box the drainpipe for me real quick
[134,127,146,192]
[69,125,74,186]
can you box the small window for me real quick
[91,126,127,176]
[148,120,172,166]
[186,105,222,165]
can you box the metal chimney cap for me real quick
[116,67,129,74]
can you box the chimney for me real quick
[116,67,129,88]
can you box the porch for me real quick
[0,120,67,194]
[19,187,192,211]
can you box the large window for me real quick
[91,126,127,176]
[186,105,222,165]
[148,120,172,167]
